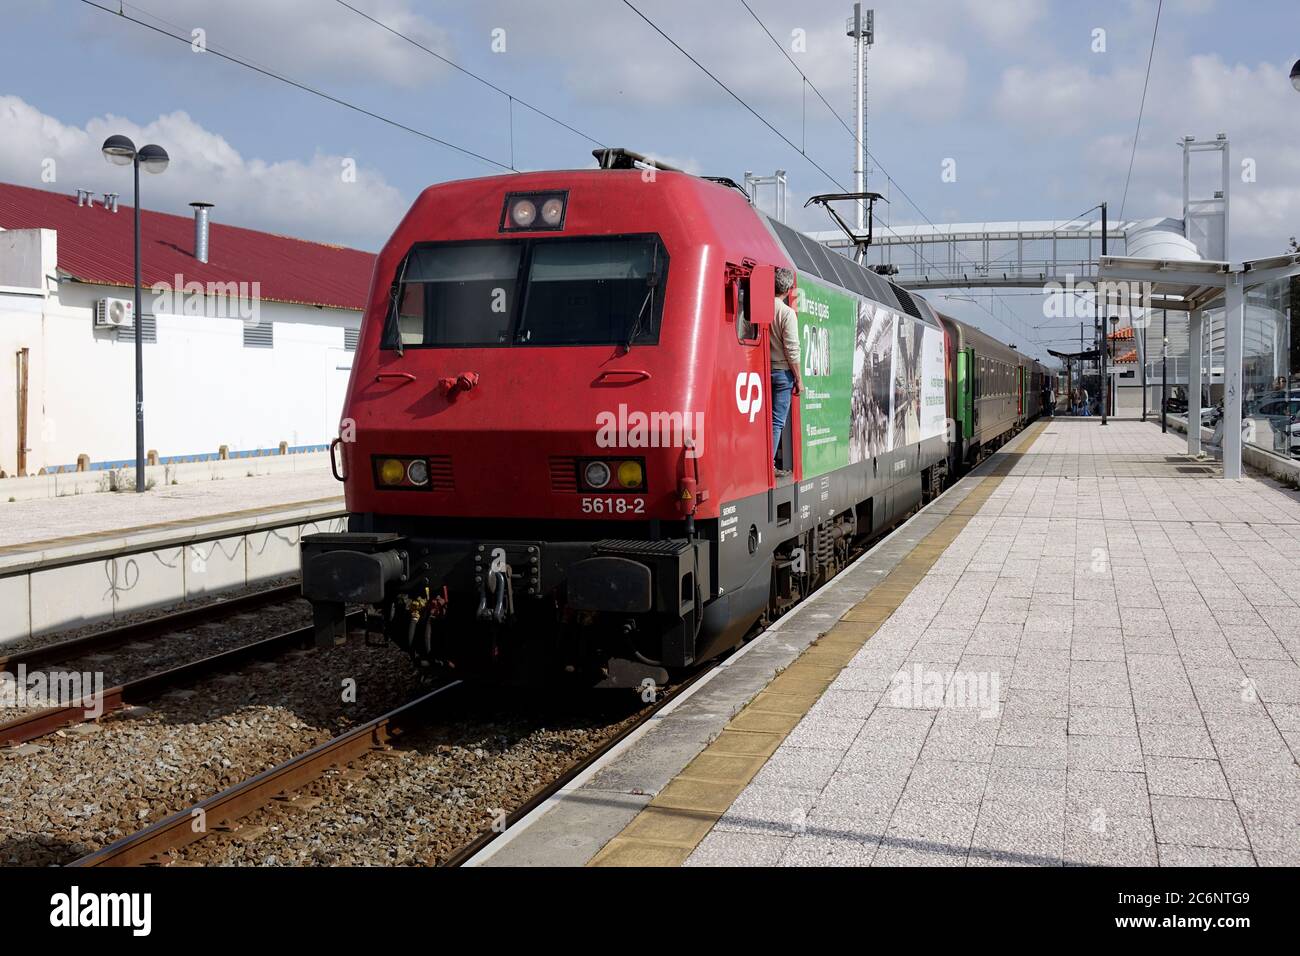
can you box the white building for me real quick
[0,183,376,477]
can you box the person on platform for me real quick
[770,267,802,477]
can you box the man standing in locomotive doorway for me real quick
[771,267,802,476]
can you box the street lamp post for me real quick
[102,135,168,493]
[1100,201,1109,425]
[1108,315,1120,418]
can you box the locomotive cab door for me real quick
[747,264,783,476]
[724,262,782,495]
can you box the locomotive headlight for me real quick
[510,199,537,228]
[501,191,567,232]
[540,197,565,226]
[616,460,643,489]
[406,458,430,486]
[584,461,611,489]
[379,458,406,485]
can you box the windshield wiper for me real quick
[624,245,662,352]
[387,255,411,356]
[624,275,659,352]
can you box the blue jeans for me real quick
[771,369,795,465]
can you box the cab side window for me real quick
[732,276,759,345]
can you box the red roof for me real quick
[0,182,376,310]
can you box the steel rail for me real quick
[0,611,360,747]
[69,680,462,867]
[0,582,304,675]
[440,663,717,867]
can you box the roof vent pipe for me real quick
[190,201,213,263]
[75,188,93,207]
[103,192,119,212]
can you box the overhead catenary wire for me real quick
[732,0,1048,360]
[1119,0,1163,220]
[736,0,985,278]
[620,0,958,287]
[78,0,514,171]
[332,0,606,150]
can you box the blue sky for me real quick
[3,0,1298,358]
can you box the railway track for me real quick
[0,582,302,675]
[0,610,360,747]
[439,665,716,867]
[71,680,463,867]
[67,665,709,868]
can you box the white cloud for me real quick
[487,1,969,121]
[94,0,454,89]
[0,94,408,249]
[995,64,1142,133]
[993,52,1300,257]
[959,0,1049,45]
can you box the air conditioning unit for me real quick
[94,297,135,329]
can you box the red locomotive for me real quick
[302,149,1052,687]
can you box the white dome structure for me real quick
[1124,218,1203,262]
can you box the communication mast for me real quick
[846,4,874,261]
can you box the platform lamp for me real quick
[1108,314,1120,420]
[102,135,169,493]
[1290,59,1300,91]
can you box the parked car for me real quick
[1165,389,1216,426]
[1248,397,1300,456]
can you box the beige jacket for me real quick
[770,297,800,373]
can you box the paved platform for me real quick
[479,419,1300,867]
[0,466,343,642]
[0,467,341,552]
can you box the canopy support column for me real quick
[1188,306,1203,457]
[1222,274,1245,479]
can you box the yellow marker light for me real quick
[616,460,643,489]
[379,458,406,485]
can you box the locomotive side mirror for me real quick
[749,264,775,327]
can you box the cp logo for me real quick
[735,371,763,423]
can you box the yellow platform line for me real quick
[588,421,1047,867]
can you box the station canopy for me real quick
[1098,252,1300,479]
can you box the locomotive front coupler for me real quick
[476,564,513,623]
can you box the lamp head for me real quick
[137,144,169,175]
[101,134,136,167]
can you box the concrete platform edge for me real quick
[0,505,347,643]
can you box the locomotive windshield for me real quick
[383,235,668,349]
